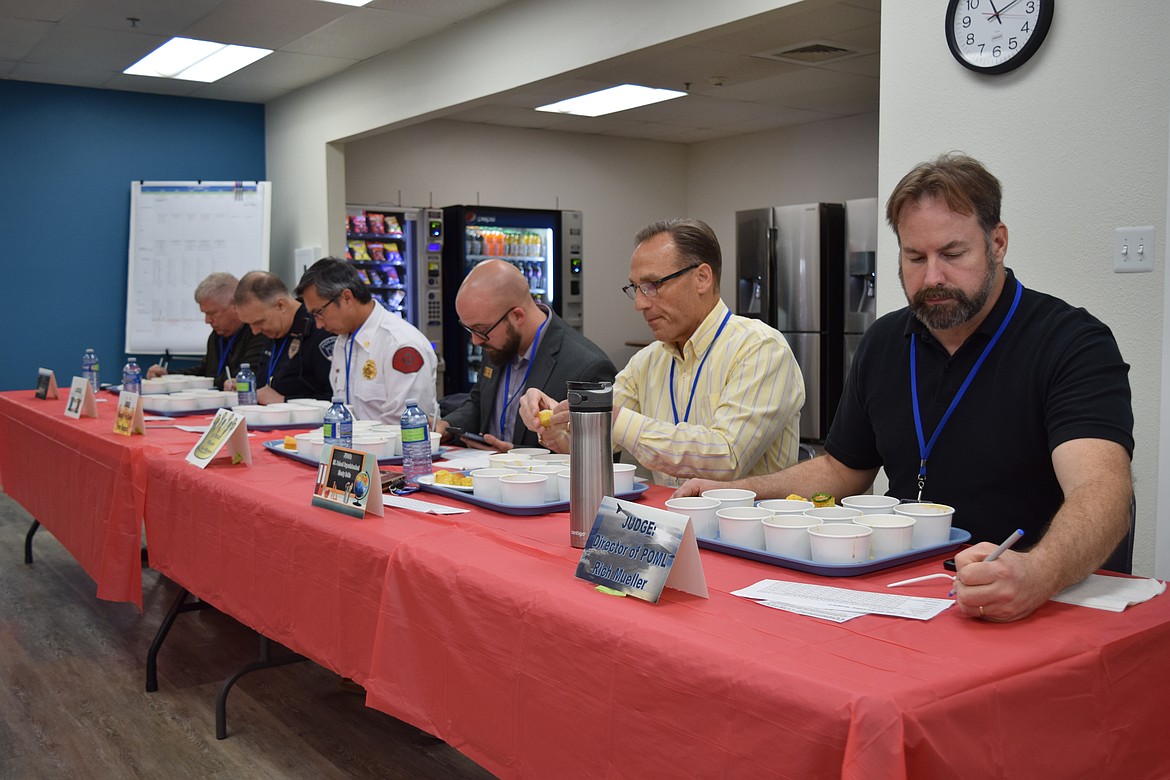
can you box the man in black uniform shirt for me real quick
[233,271,335,403]
[146,272,269,390]
[677,154,1134,623]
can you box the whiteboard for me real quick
[125,181,271,354]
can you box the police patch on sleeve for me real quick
[392,346,424,374]
[320,335,337,359]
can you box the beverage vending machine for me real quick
[440,205,584,394]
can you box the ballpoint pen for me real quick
[948,528,1025,597]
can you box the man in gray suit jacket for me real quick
[437,260,616,451]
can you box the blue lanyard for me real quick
[344,321,365,405]
[500,315,548,437]
[268,334,290,384]
[670,309,732,425]
[911,280,1023,499]
[215,330,240,379]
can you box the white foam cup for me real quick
[556,468,571,501]
[498,473,548,506]
[510,447,550,457]
[715,506,771,550]
[702,488,757,509]
[851,514,916,559]
[803,506,864,523]
[470,468,513,502]
[612,463,637,493]
[840,494,902,515]
[527,465,563,501]
[762,514,819,558]
[756,498,815,515]
[664,496,721,538]
[894,502,955,549]
[808,523,873,564]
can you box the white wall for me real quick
[880,1,1170,576]
[344,114,879,367]
[687,112,880,288]
[345,120,687,364]
[265,0,804,284]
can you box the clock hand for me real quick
[996,0,1024,16]
[987,0,1004,24]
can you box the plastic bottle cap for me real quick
[332,396,344,403]
[405,398,417,406]
[241,363,250,368]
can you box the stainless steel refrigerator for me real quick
[736,203,845,441]
[844,198,879,380]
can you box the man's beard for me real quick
[484,322,522,366]
[902,245,998,331]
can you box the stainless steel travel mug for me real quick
[567,381,614,548]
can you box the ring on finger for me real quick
[978,605,986,618]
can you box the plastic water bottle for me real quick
[400,398,433,485]
[236,362,258,405]
[122,357,142,396]
[82,348,100,394]
[323,396,353,449]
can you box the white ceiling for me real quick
[0,0,880,143]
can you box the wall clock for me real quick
[945,0,1053,75]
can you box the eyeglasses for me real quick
[460,307,514,340]
[621,264,699,300]
[308,295,339,320]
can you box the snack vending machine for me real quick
[344,205,445,351]
[440,205,583,394]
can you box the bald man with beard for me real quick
[436,259,616,451]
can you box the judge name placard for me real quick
[311,444,383,519]
[575,497,707,603]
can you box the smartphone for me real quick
[446,426,488,446]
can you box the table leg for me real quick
[215,635,306,740]
[145,586,212,692]
[23,519,40,564]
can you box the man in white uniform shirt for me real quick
[296,258,437,423]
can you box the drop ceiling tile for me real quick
[283,8,444,60]
[0,18,53,60]
[183,0,349,49]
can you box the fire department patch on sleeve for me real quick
[392,346,423,374]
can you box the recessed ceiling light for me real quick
[536,84,687,117]
[124,37,273,83]
[316,0,375,5]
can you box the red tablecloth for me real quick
[0,391,150,605]
[363,485,1170,779]
[4,390,1169,778]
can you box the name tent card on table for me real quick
[311,444,384,519]
[575,497,708,603]
[64,376,98,419]
[35,368,59,399]
[113,391,146,436]
[185,408,251,468]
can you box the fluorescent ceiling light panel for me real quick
[124,37,273,82]
[536,84,687,117]
[316,0,375,5]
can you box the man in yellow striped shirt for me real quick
[519,218,804,486]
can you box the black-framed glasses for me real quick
[460,307,514,340]
[308,295,339,320]
[621,264,699,300]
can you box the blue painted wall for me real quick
[0,81,265,391]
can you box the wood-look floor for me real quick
[0,491,494,779]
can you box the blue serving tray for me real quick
[415,475,649,516]
[262,438,448,467]
[697,526,972,577]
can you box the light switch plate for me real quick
[1114,226,1155,273]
